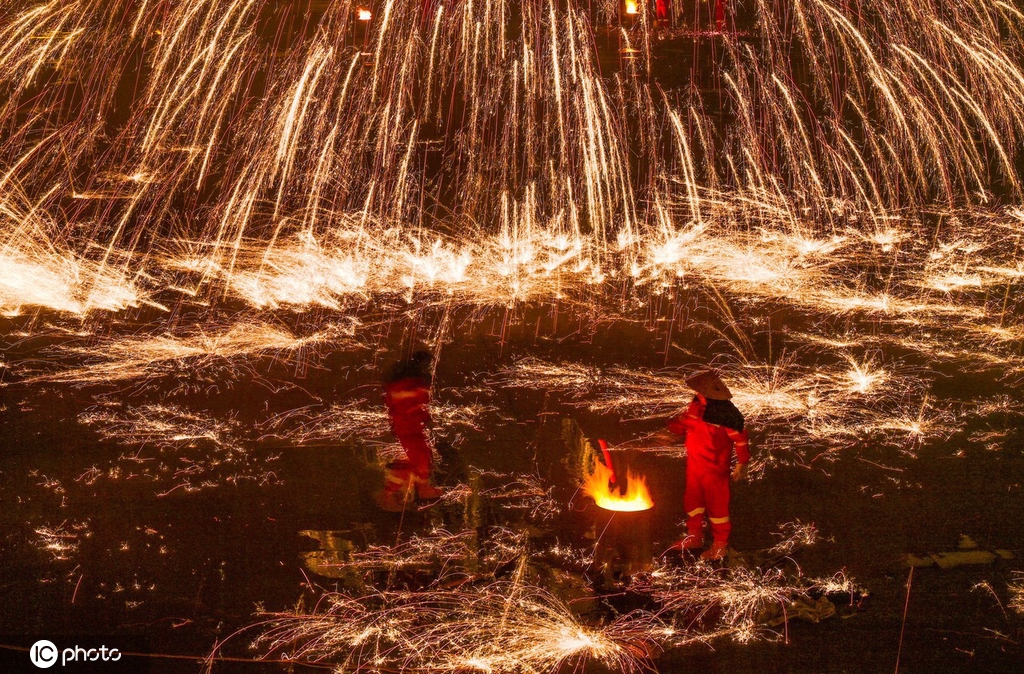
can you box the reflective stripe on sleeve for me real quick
[389,390,425,401]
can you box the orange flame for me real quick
[624,0,639,15]
[582,460,653,512]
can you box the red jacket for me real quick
[668,396,750,474]
[384,376,432,437]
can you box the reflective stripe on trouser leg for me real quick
[683,464,707,537]
[709,516,731,545]
[704,470,732,545]
[685,508,705,536]
[384,462,413,493]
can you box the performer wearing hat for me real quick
[667,370,750,560]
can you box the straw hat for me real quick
[685,370,732,400]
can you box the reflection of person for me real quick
[377,350,442,511]
[667,370,750,560]
[656,0,670,23]
[714,0,726,32]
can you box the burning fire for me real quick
[624,1,639,15]
[582,460,653,512]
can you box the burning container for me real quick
[588,502,653,585]
[579,443,655,584]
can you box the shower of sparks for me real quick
[33,521,90,562]
[20,321,360,386]
[763,521,822,558]
[432,470,563,522]
[2,0,1023,669]
[246,523,851,670]
[497,354,960,462]
[77,403,281,496]
[67,395,511,499]
[80,403,240,449]
[251,575,661,673]
[634,524,859,645]
[259,398,502,445]
[1,1,1022,447]
[0,0,1020,320]
[301,527,529,577]
[252,536,663,671]
[1010,574,1024,615]
[638,563,844,644]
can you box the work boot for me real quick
[700,541,729,561]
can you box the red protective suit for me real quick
[668,395,750,545]
[656,0,670,21]
[383,376,434,482]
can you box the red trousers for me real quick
[714,0,726,31]
[383,433,433,494]
[398,432,432,480]
[684,465,732,544]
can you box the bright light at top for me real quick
[357,8,372,21]
[624,1,639,15]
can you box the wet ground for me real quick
[1,300,1022,673]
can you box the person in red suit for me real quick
[656,0,670,23]
[377,350,443,511]
[714,0,727,32]
[667,370,750,560]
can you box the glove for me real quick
[731,463,749,483]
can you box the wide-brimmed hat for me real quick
[685,370,732,400]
